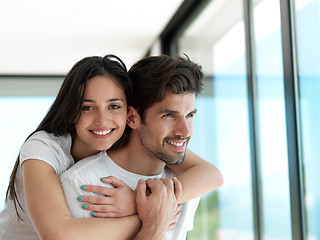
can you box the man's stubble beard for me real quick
[138,126,188,165]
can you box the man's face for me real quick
[137,90,196,165]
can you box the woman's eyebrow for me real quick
[108,98,125,102]
[83,98,125,103]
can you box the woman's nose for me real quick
[95,110,109,126]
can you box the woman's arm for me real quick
[167,148,223,203]
[22,159,141,240]
[78,149,222,216]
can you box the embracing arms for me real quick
[22,159,140,240]
[22,159,180,240]
[79,148,223,218]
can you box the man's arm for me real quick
[134,177,182,240]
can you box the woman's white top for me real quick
[0,131,74,240]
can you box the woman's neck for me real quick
[70,131,100,162]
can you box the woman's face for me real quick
[73,75,127,159]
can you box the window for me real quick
[253,0,291,239]
[0,78,61,209]
[294,0,320,239]
[178,1,254,238]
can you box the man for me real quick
[61,54,213,239]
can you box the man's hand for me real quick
[134,177,182,240]
[78,176,137,217]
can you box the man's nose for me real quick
[173,118,192,137]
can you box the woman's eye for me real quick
[109,104,120,110]
[82,106,93,111]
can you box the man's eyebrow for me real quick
[159,109,179,114]
[83,98,125,103]
[159,108,197,114]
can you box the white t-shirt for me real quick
[61,151,200,240]
[0,131,74,240]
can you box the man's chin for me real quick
[164,154,185,165]
[172,159,184,165]
[155,149,186,165]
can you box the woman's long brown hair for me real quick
[5,55,132,220]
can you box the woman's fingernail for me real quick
[100,177,107,180]
[91,212,97,217]
[82,204,88,209]
[180,211,182,215]
[77,196,83,201]
[176,223,179,226]
[80,185,86,190]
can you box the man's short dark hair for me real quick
[128,54,204,121]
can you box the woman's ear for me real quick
[127,106,140,129]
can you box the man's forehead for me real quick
[162,90,195,101]
[151,91,196,112]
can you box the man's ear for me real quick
[127,106,140,129]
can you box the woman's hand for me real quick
[168,203,182,231]
[77,176,137,218]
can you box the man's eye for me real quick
[82,106,93,111]
[187,113,195,118]
[163,113,174,118]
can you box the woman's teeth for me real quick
[92,130,111,135]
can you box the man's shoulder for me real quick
[60,151,108,179]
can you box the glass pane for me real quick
[253,0,292,239]
[0,96,55,210]
[178,0,254,239]
[294,0,320,239]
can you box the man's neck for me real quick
[108,136,166,176]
